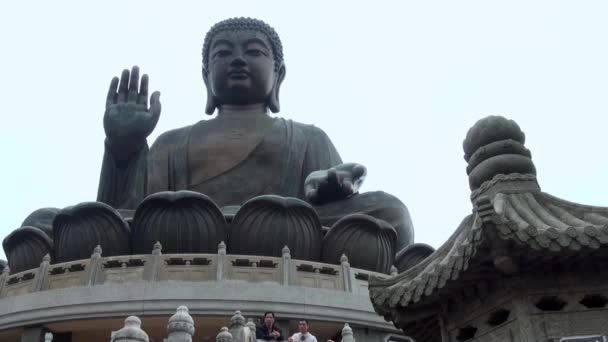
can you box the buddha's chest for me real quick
[187,118,280,186]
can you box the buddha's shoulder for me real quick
[278,117,329,137]
[152,125,194,147]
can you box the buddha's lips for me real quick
[228,70,250,79]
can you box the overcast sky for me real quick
[1,1,607,261]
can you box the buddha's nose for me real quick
[230,54,246,68]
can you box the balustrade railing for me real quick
[0,242,387,299]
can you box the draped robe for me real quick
[97,117,413,249]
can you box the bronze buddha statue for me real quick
[4,18,418,274]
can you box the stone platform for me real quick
[0,244,406,341]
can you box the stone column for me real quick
[341,255,353,292]
[281,246,291,286]
[217,241,227,281]
[111,316,149,342]
[165,306,195,342]
[0,265,9,297]
[144,242,162,281]
[87,245,103,286]
[32,254,51,292]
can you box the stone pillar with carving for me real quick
[281,246,291,286]
[87,245,103,286]
[245,319,256,338]
[228,311,255,342]
[32,254,50,292]
[217,241,227,281]
[165,306,195,342]
[111,316,149,342]
[216,327,233,342]
[341,323,355,342]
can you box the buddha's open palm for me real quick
[104,66,161,150]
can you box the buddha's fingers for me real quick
[352,164,367,179]
[106,77,119,107]
[149,91,162,121]
[341,179,354,195]
[138,74,149,106]
[117,69,130,102]
[127,66,139,103]
[304,186,319,203]
[327,168,339,185]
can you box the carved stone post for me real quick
[111,316,149,342]
[229,311,254,342]
[87,245,102,286]
[217,241,227,281]
[32,254,51,292]
[246,319,256,338]
[341,323,355,342]
[216,327,233,342]
[282,245,291,286]
[0,265,9,297]
[144,242,162,281]
[165,306,195,342]
[340,254,353,292]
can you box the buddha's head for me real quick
[202,17,286,114]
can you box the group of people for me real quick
[256,312,335,342]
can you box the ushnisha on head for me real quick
[202,17,286,114]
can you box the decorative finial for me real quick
[463,116,539,195]
[246,318,256,332]
[340,254,349,265]
[218,241,227,255]
[111,316,149,342]
[390,266,398,276]
[92,245,103,258]
[282,245,291,257]
[229,310,245,328]
[216,327,233,342]
[152,241,162,255]
[167,305,195,337]
[42,254,51,264]
[341,323,355,342]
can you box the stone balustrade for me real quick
[99,306,357,342]
[0,243,386,299]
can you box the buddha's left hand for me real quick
[304,163,367,205]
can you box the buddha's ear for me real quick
[268,63,286,113]
[203,70,216,115]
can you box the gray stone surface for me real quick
[0,280,397,334]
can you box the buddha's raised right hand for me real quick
[104,66,161,164]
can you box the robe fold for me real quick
[97,117,413,249]
[98,118,341,209]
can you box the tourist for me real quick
[288,320,334,342]
[256,311,283,340]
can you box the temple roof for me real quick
[369,173,608,314]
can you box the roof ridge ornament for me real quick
[463,116,540,201]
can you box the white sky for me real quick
[1,1,608,261]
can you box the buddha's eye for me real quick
[213,50,232,58]
[246,49,265,57]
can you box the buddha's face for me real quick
[207,30,276,106]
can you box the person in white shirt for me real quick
[288,320,335,342]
